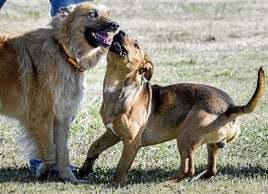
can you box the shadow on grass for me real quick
[93,165,268,185]
[0,164,267,184]
[0,167,69,183]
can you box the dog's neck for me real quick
[102,63,152,122]
[58,43,86,72]
[103,65,145,102]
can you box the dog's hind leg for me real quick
[78,129,120,178]
[177,140,196,179]
[162,136,196,184]
[162,107,209,184]
[26,113,55,180]
[201,143,221,179]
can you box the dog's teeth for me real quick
[95,32,112,45]
[92,32,97,38]
[104,38,112,45]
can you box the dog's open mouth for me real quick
[84,22,119,48]
[109,30,128,56]
[110,41,128,56]
[85,28,114,48]
[92,32,113,46]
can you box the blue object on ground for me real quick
[29,159,77,174]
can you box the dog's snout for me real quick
[118,30,128,37]
[110,21,119,31]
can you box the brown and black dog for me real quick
[79,30,265,187]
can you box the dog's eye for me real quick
[134,43,139,49]
[88,10,98,18]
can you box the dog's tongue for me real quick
[95,32,112,45]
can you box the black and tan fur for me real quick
[79,30,265,187]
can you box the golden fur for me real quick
[79,31,265,187]
[0,2,118,183]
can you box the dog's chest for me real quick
[102,83,150,128]
[54,73,84,120]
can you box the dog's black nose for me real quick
[118,30,128,37]
[110,21,119,31]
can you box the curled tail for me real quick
[227,67,265,117]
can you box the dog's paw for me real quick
[110,180,124,188]
[200,170,215,179]
[35,163,51,180]
[59,170,86,184]
[78,165,93,178]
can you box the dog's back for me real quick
[152,67,264,124]
[142,67,264,146]
[151,83,234,118]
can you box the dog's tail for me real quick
[227,67,265,118]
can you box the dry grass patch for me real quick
[0,0,267,193]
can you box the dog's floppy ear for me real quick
[142,54,154,81]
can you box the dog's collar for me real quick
[59,43,86,72]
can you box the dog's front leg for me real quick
[79,129,120,178]
[54,118,84,183]
[112,140,140,188]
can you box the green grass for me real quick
[0,0,268,193]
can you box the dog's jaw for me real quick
[84,28,112,48]
[93,32,113,45]
[84,22,119,48]
[109,41,128,56]
[109,30,128,56]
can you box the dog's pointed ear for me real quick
[58,5,76,16]
[142,54,154,81]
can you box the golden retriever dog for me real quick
[0,2,118,183]
[78,30,265,187]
